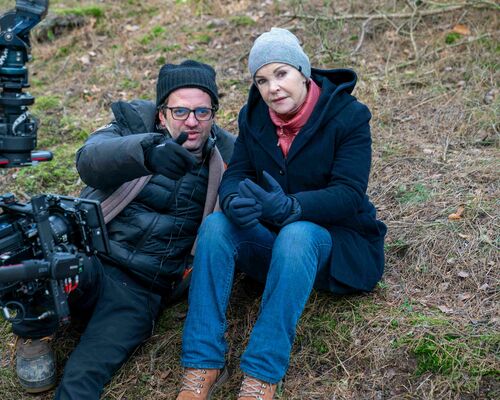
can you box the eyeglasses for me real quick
[163,106,215,121]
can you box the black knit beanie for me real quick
[156,60,219,108]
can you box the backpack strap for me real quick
[101,175,152,224]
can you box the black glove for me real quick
[238,171,293,224]
[224,196,262,229]
[144,132,196,180]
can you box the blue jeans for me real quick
[181,212,332,383]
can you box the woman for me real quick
[176,28,387,400]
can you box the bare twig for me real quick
[351,16,375,54]
[290,2,497,22]
[386,33,492,72]
[405,0,421,61]
[384,39,396,75]
[426,0,500,11]
[442,134,450,162]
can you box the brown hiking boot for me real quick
[15,336,56,393]
[176,366,229,399]
[238,375,278,400]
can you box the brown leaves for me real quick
[452,24,471,36]
[448,205,465,221]
[457,270,470,278]
[437,305,454,314]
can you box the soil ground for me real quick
[0,1,498,399]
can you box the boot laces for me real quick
[180,369,208,394]
[238,376,269,398]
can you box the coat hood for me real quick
[242,68,358,134]
[111,99,157,133]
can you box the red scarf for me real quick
[269,79,321,157]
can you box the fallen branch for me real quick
[351,15,375,54]
[386,33,492,72]
[405,0,421,61]
[290,2,497,22]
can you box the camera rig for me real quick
[0,1,110,326]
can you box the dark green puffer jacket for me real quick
[77,100,235,293]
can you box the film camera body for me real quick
[0,1,109,326]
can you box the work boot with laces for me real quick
[238,375,279,400]
[15,336,56,393]
[176,366,229,399]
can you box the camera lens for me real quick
[48,214,70,243]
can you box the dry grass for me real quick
[0,0,498,399]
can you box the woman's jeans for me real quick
[181,212,332,384]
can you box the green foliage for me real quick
[180,0,212,16]
[391,316,500,391]
[151,26,166,36]
[410,332,499,378]
[58,115,88,142]
[56,46,70,57]
[192,32,211,44]
[376,280,389,290]
[445,32,461,45]
[390,318,399,328]
[413,334,455,373]
[478,36,500,54]
[120,78,140,90]
[396,183,432,204]
[33,95,60,111]
[384,238,409,255]
[15,144,80,196]
[408,313,451,327]
[309,314,338,332]
[229,15,256,27]
[46,29,55,41]
[54,6,104,19]
[312,338,329,354]
[161,44,181,52]
[139,26,166,45]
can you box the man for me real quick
[12,60,235,399]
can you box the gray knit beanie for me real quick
[156,60,219,107]
[248,28,311,79]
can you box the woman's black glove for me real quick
[238,171,301,226]
[144,132,196,180]
[223,195,262,229]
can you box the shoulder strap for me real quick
[101,175,152,224]
[189,146,224,256]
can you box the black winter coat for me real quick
[77,100,235,293]
[220,69,386,293]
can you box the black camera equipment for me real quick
[0,1,110,327]
[0,0,52,167]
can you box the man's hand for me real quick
[224,196,262,229]
[145,132,196,180]
[238,171,293,224]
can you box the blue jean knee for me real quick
[240,221,332,383]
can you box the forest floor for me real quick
[0,0,498,399]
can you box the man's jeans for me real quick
[181,212,332,384]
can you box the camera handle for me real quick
[30,195,79,323]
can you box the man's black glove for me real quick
[224,196,262,229]
[144,132,196,180]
